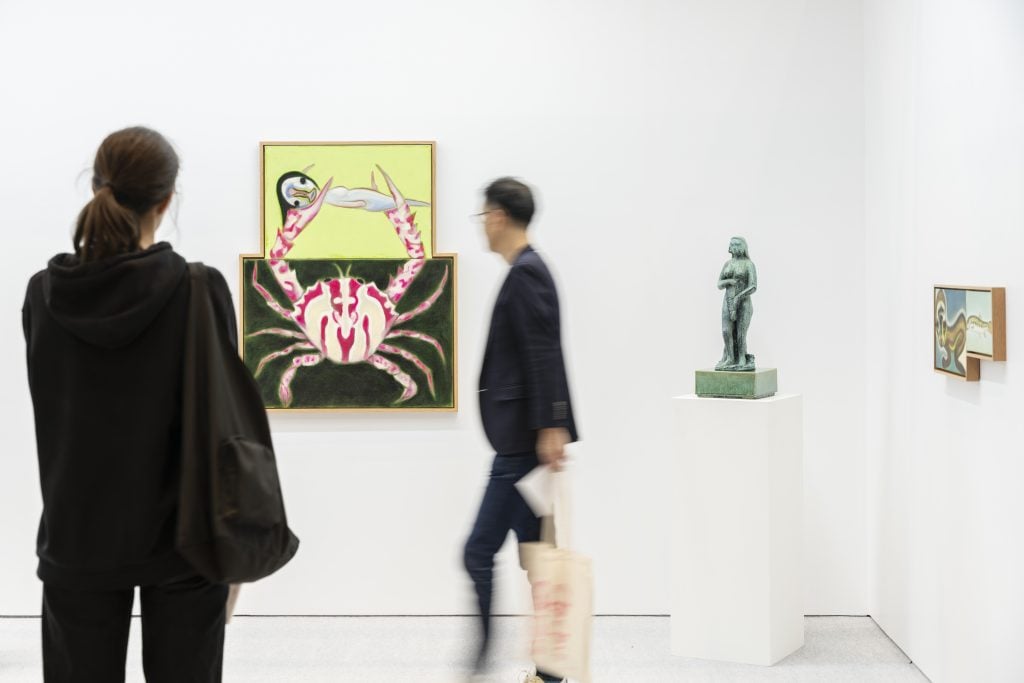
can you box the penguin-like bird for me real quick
[276,168,429,223]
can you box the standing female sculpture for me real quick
[716,237,758,371]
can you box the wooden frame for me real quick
[255,141,440,255]
[933,285,1005,382]
[239,141,458,413]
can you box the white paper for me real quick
[516,464,556,517]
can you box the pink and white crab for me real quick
[249,167,449,407]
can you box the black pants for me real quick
[42,574,228,683]
[464,454,560,682]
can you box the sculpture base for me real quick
[695,368,778,399]
[671,394,804,664]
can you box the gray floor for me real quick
[0,615,928,682]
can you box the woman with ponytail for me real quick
[22,127,235,682]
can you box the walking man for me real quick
[464,178,578,683]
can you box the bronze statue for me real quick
[715,237,757,372]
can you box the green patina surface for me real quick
[695,368,778,399]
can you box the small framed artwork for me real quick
[240,141,458,412]
[933,285,1006,381]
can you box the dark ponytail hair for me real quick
[74,126,179,262]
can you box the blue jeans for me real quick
[463,454,559,681]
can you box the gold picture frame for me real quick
[239,140,456,411]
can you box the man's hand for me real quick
[537,427,570,471]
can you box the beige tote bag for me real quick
[520,472,593,683]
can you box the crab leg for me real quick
[377,343,436,397]
[394,266,449,326]
[251,263,295,320]
[254,341,316,377]
[279,353,323,407]
[367,353,418,403]
[384,329,445,362]
[377,166,426,304]
[268,178,333,303]
[247,327,309,341]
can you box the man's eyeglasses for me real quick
[470,209,501,222]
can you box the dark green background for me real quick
[242,257,455,409]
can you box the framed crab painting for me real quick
[240,142,457,411]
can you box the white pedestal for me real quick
[670,393,804,666]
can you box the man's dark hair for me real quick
[484,177,535,226]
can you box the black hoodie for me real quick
[22,243,235,589]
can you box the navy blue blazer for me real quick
[478,246,578,455]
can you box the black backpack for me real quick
[175,263,299,583]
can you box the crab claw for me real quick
[312,176,333,209]
[287,176,334,231]
[375,165,406,211]
[297,176,332,216]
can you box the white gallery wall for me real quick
[0,1,865,617]
[864,0,1024,681]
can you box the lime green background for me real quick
[262,144,434,259]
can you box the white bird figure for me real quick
[276,167,429,222]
